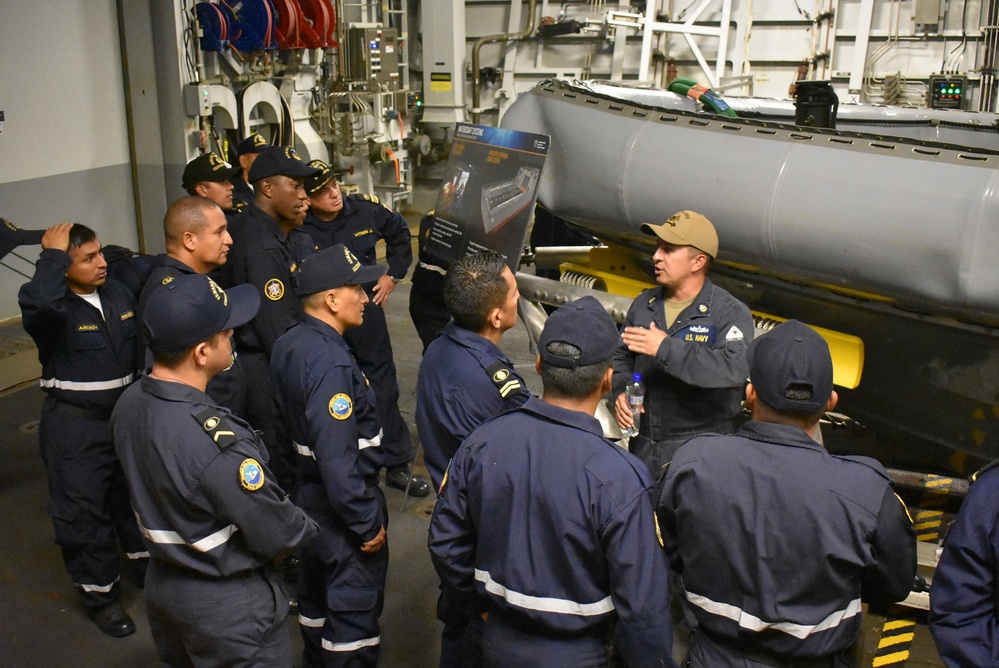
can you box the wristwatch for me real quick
[390,276,403,284]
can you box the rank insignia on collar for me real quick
[162,276,174,285]
[265,278,285,301]
[239,458,265,491]
[329,393,353,420]
[698,304,707,313]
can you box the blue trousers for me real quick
[482,615,609,668]
[39,397,146,610]
[299,488,389,668]
[146,560,291,667]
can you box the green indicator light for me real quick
[956,88,961,94]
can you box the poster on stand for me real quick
[422,123,550,271]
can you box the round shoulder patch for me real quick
[492,368,509,383]
[264,278,285,301]
[203,416,220,431]
[239,458,265,491]
[329,393,353,420]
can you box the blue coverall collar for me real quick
[140,373,214,404]
[442,321,514,363]
[520,396,605,438]
[301,313,350,350]
[737,420,825,451]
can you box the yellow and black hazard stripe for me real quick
[872,614,917,667]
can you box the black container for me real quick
[794,80,839,129]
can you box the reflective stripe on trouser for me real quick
[343,302,413,469]
[40,398,145,609]
[299,488,389,668]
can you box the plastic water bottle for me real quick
[622,373,645,438]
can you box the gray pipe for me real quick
[471,0,537,124]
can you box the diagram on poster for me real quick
[423,123,549,271]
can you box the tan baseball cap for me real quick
[640,210,719,259]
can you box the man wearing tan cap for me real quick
[612,210,754,477]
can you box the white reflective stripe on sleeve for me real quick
[418,261,447,276]
[684,591,863,640]
[40,373,134,392]
[358,429,383,450]
[293,441,316,459]
[474,569,615,617]
[138,517,238,553]
[78,577,120,593]
[126,551,150,560]
[322,636,381,652]
[299,615,325,628]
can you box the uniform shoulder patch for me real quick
[239,458,265,491]
[484,359,522,399]
[264,278,285,301]
[725,325,744,341]
[329,393,353,420]
[193,407,237,449]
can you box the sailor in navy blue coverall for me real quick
[271,244,391,667]
[137,196,247,415]
[416,250,530,667]
[657,320,915,666]
[302,161,428,496]
[217,146,319,488]
[18,223,147,636]
[929,460,999,666]
[114,273,318,666]
[430,297,675,668]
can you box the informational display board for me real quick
[423,123,549,271]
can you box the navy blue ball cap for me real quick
[748,319,833,415]
[143,274,260,352]
[248,146,322,183]
[296,243,387,296]
[236,132,270,155]
[539,296,619,369]
[182,152,240,189]
[305,160,337,195]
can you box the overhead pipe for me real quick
[471,0,538,124]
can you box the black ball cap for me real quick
[248,146,321,183]
[748,319,833,414]
[143,274,260,353]
[539,296,620,368]
[236,133,270,155]
[182,152,240,189]
[296,244,386,296]
[305,160,337,196]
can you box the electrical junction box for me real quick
[913,0,940,30]
[928,75,968,109]
[184,84,213,117]
[346,27,400,87]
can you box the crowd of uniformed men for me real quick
[7,136,994,667]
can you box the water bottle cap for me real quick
[633,373,642,382]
